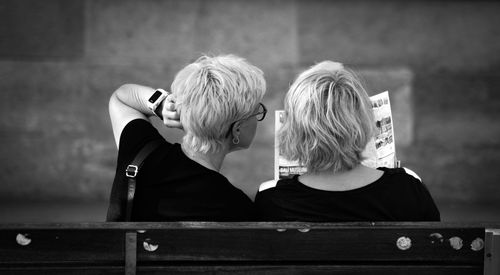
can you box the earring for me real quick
[232,136,240,145]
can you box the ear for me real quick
[231,121,242,139]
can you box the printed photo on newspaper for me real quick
[274,91,397,180]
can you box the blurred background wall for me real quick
[1,0,499,222]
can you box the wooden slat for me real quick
[0,265,483,275]
[0,230,124,264]
[0,221,498,230]
[136,227,484,263]
[135,265,482,275]
[0,266,123,275]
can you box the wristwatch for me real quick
[147,88,169,118]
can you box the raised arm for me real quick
[109,84,183,147]
[109,84,157,147]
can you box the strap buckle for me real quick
[125,165,139,178]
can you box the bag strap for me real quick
[124,139,162,221]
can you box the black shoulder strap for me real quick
[124,140,162,221]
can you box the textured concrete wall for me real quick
[1,0,499,220]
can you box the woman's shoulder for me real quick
[378,167,422,183]
[119,119,168,152]
[375,167,432,197]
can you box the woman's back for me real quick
[255,167,440,222]
[256,61,440,222]
[116,119,256,221]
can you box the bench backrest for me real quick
[0,222,498,275]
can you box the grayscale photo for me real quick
[0,0,499,274]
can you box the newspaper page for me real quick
[275,91,396,180]
[360,91,396,169]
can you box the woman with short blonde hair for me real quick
[108,54,267,221]
[172,55,266,155]
[256,61,439,222]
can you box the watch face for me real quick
[149,91,163,103]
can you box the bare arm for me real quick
[109,84,157,147]
[109,84,182,148]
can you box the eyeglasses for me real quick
[225,103,267,137]
[249,103,267,121]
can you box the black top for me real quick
[255,168,440,222]
[115,119,256,221]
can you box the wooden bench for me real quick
[0,222,499,274]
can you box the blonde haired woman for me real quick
[109,55,266,221]
[255,61,439,221]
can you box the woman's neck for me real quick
[298,164,383,191]
[181,144,227,172]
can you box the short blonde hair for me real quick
[279,61,374,173]
[171,55,266,153]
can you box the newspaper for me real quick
[275,91,396,180]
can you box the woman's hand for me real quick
[161,94,183,130]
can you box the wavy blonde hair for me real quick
[171,55,266,153]
[279,61,374,173]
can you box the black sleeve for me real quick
[419,181,441,221]
[396,168,440,221]
[117,119,170,165]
